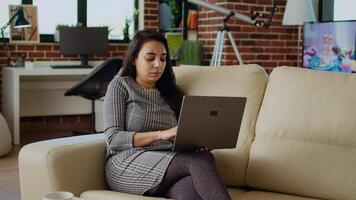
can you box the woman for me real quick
[104,29,231,200]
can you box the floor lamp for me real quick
[1,6,31,66]
[282,0,316,67]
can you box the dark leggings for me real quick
[151,151,231,200]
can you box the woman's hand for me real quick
[158,126,177,141]
[132,127,177,147]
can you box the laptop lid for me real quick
[172,96,246,151]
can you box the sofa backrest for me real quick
[174,64,268,186]
[246,66,356,200]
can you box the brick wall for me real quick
[0,0,299,109]
[198,0,300,72]
[0,0,159,111]
[1,0,300,140]
[0,1,159,139]
[144,0,159,30]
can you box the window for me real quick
[0,0,21,37]
[87,0,136,40]
[334,0,356,21]
[32,0,77,34]
[2,0,138,41]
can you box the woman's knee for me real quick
[196,151,215,163]
[174,151,215,169]
[182,151,215,165]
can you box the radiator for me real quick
[20,81,91,117]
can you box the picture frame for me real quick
[9,5,39,43]
[303,21,356,73]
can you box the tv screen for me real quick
[303,21,356,73]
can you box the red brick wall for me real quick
[0,1,160,140]
[1,0,301,139]
[144,0,159,30]
[198,0,300,72]
[0,1,159,111]
[0,0,299,109]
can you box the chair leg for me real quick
[91,99,96,134]
[71,99,97,136]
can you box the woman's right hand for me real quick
[133,127,177,148]
[158,126,177,141]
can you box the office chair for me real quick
[65,57,122,134]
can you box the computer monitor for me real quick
[59,27,109,67]
[303,21,356,73]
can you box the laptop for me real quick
[172,96,246,151]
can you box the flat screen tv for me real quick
[303,21,356,73]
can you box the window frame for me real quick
[319,0,356,22]
[319,0,334,22]
[20,0,138,43]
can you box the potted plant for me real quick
[167,0,181,28]
[122,10,139,41]
[122,17,131,42]
[54,23,83,42]
[179,40,203,65]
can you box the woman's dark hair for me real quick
[121,29,183,118]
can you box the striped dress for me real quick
[103,76,178,195]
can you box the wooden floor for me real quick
[0,146,20,200]
[0,120,91,200]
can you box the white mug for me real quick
[43,191,74,200]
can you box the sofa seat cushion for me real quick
[238,191,318,200]
[80,188,248,200]
[80,190,169,200]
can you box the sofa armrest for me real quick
[19,134,106,200]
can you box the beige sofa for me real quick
[19,65,356,200]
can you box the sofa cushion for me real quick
[81,190,169,200]
[247,67,356,199]
[238,191,318,200]
[80,188,248,200]
[174,65,268,186]
[80,188,318,200]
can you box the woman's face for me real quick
[323,35,333,50]
[134,40,167,89]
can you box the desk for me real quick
[2,63,104,145]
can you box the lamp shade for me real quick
[282,0,316,25]
[13,8,31,28]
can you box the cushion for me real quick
[238,191,318,200]
[80,188,248,200]
[247,66,356,199]
[174,64,268,186]
[81,190,169,200]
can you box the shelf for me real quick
[159,1,198,40]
